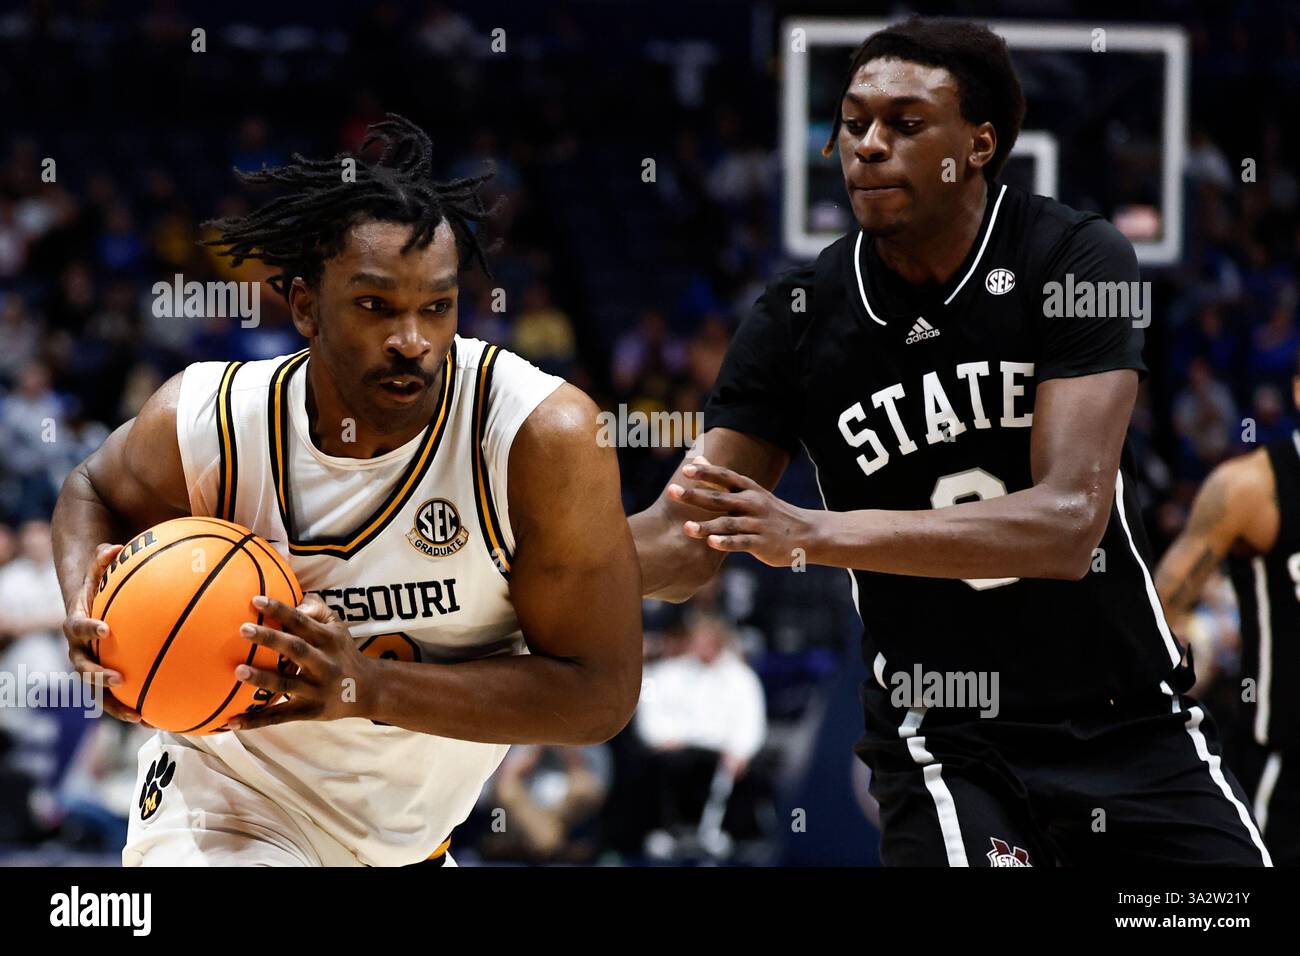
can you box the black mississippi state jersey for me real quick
[704,183,1184,712]
[1228,432,1300,750]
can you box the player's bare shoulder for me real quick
[507,383,624,540]
[511,384,608,483]
[1203,448,1278,554]
[516,383,600,448]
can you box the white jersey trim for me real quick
[1113,470,1182,666]
[851,182,1008,323]
[1254,751,1282,834]
[1252,555,1273,746]
[1181,705,1273,866]
[897,706,968,866]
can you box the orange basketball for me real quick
[90,516,303,735]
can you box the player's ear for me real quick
[968,121,997,175]
[287,276,319,339]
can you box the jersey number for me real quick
[1286,553,1300,602]
[929,467,1019,591]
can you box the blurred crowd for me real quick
[1,0,1298,863]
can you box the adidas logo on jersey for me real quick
[905,318,940,344]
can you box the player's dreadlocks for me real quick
[203,113,495,299]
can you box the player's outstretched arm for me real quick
[50,372,191,721]
[232,384,644,744]
[672,369,1140,581]
[630,427,789,601]
[1154,451,1274,631]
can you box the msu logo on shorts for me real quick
[406,498,470,559]
[986,837,1031,866]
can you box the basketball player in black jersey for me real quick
[632,17,1271,865]
[1155,359,1300,865]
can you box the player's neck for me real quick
[303,360,439,459]
[872,181,988,287]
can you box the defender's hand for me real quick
[226,594,374,730]
[668,461,824,569]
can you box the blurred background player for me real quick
[1155,350,1300,865]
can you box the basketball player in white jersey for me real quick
[50,115,642,866]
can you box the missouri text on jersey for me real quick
[311,579,462,623]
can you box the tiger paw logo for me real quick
[139,752,176,822]
[986,837,1031,867]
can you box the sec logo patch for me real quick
[406,498,470,559]
[985,268,1015,295]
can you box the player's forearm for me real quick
[808,483,1104,581]
[51,462,122,611]
[364,652,637,745]
[630,505,720,601]
[1154,540,1219,632]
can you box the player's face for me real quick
[837,58,984,236]
[307,219,459,434]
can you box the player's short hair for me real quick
[203,113,495,300]
[823,16,1026,182]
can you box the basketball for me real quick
[89,516,303,735]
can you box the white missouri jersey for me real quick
[162,335,563,865]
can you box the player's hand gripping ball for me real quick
[88,517,303,734]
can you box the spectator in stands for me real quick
[511,281,576,378]
[56,720,156,853]
[1172,357,1240,477]
[95,203,146,276]
[0,363,68,521]
[1249,299,1300,391]
[1171,302,1238,386]
[612,308,686,398]
[0,198,26,280]
[1249,382,1293,445]
[414,2,479,59]
[0,520,80,843]
[636,612,766,852]
[0,294,41,387]
[489,745,609,863]
[0,523,15,574]
[230,115,285,176]
[0,520,63,641]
